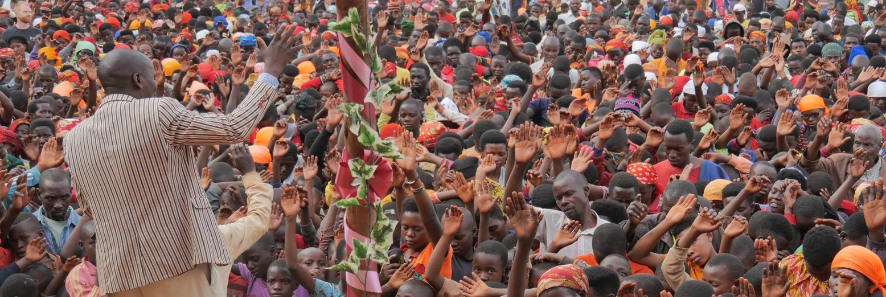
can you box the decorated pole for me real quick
[328,1,403,297]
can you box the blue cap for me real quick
[239,34,257,47]
[213,16,228,28]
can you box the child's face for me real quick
[400,212,430,250]
[723,195,754,219]
[599,255,631,280]
[452,210,475,258]
[298,248,327,280]
[266,265,297,295]
[10,224,42,259]
[242,245,276,279]
[480,144,507,168]
[485,217,508,242]
[703,264,737,295]
[471,252,504,282]
[681,230,715,268]
[608,187,637,209]
[219,187,244,214]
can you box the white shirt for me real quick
[534,205,611,258]
[558,12,579,25]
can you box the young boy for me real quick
[9,214,61,273]
[65,220,100,297]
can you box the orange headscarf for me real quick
[798,94,829,114]
[832,246,886,295]
[749,31,767,44]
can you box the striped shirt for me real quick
[64,74,279,293]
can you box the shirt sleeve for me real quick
[662,246,692,290]
[313,279,344,297]
[218,171,273,260]
[161,74,278,146]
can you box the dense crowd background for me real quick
[0,0,886,296]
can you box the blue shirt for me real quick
[2,167,41,212]
[32,205,81,254]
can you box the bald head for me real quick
[857,124,883,144]
[666,38,683,60]
[98,49,156,99]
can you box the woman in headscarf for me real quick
[797,94,829,141]
[536,264,590,297]
[829,245,886,297]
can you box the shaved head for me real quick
[98,49,155,99]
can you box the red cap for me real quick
[53,30,71,42]
[106,17,121,29]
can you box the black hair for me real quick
[435,137,464,156]
[609,172,639,193]
[793,195,826,220]
[442,38,464,53]
[777,169,808,191]
[664,120,694,143]
[807,172,835,196]
[623,274,665,296]
[730,235,756,269]
[732,96,758,110]
[531,183,558,210]
[27,99,51,115]
[282,65,299,77]
[0,274,37,297]
[470,120,499,144]
[848,95,871,112]
[627,133,646,147]
[663,180,698,203]
[844,212,869,242]
[410,62,431,76]
[871,56,886,68]
[653,102,675,115]
[552,56,571,73]
[675,280,715,297]
[22,263,51,293]
[29,119,56,135]
[504,62,533,82]
[699,41,716,52]
[803,226,841,268]
[254,233,277,251]
[550,73,571,90]
[694,180,711,196]
[402,198,420,214]
[583,266,620,296]
[475,240,508,267]
[757,125,777,142]
[748,212,794,246]
[743,262,767,294]
[592,223,628,259]
[706,254,746,282]
[722,182,745,199]
[582,160,599,185]
[591,199,628,224]
[507,79,528,96]
[479,130,507,151]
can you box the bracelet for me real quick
[404,178,417,185]
[412,187,426,194]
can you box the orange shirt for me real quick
[405,243,453,279]
[574,253,654,275]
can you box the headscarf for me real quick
[605,39,627,52]
[536,265,589,296]
[627,163,656,184]
[647,30,667,46]
[749,31,767,44]
[249,145,272,164]
[0,48,13,59]
[798,94,829,114]
[52,82,75,97]
[418,122,447,149]
[0,129,21,154]
[849,45,868,65]
[379,123,403,140]
[831,246,886,295]
[161,58,181,77]
[169,44,190,57]
[38,47,61,67]
[822,43,843,58]
[714,94,733,106]
[704,179,731,201]
[72,41,97,62]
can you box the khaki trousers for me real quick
[109,264,220,297]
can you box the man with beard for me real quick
[2,2,40,44]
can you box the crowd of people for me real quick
[0,0,886,295]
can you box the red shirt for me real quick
[649,161,701,213]
[671,102,696,120]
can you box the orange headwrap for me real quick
[798,94,829,114]
[605,39,627,52]
[249,145,272,164]
[749,31,767,43]
[832,246,886,295]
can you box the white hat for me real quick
[624,54,642,66]
[196,29,209,41]
[632,41,649,53]
[682,79,709,96]
[206,50,220,58]
[697,25,707,37]
[734,4,747,11]
[869,0,879,7]
[707,52,719,63]
[869,81,886,97]
[644,72,658,82]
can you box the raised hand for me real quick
[200,167,211,191]
[62,256,82,273]
[571,145,594,173]
[515,123,542,163]
[723,215,748,238]
[863,178,886,237]
[849,156,870,179]
[596,114,620,142]
[692,207,722,233]
[0,170,14,202]
[25,237,48,263]
[645,127,664,149]
[548,220,581,252]
[568,97,588,117]
[262,24,300,76]
[459,272,493,297]
[11,175,32,211]
[776,110,797,136]
[665,194,697,225]
[476,154,497,176]
[729,104,748,130]
[387,262,416,289]
[736,126,753,148]
[762,261,787,297]
[733,277,756,297]
[228,144,256,174]
[745,176,770,194]
[825,122,851,152]
[475,180,497,215]
[394,130,417,172]
[661,69,677,90]
[693,106,713,129]
[627,195,648,225]
[697,130,720,152]
[546,104,560,125]
[505,192,542,240]
[302,155,318,181]
[37,137,64,169]
[445,171,475,203]
[272,140,290,159]
[442,206,464,236]
[754,236,778,263]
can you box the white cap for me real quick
[707,52,719,63]
[206,49,220,58]
[869,81,886,97]
[196,29,209,41]
[869,0,879,7]
[682,79,709,96]
[624,54,642,66]
[734,4,747,11]
[644,72,658,82]
[697,25,707,37]
[632,41,649,53]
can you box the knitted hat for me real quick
[821,42,842,58]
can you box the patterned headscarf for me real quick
[647,30,667,46]
[627,163,656,184]
[713,94,733,106]
[536,265,589,296]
